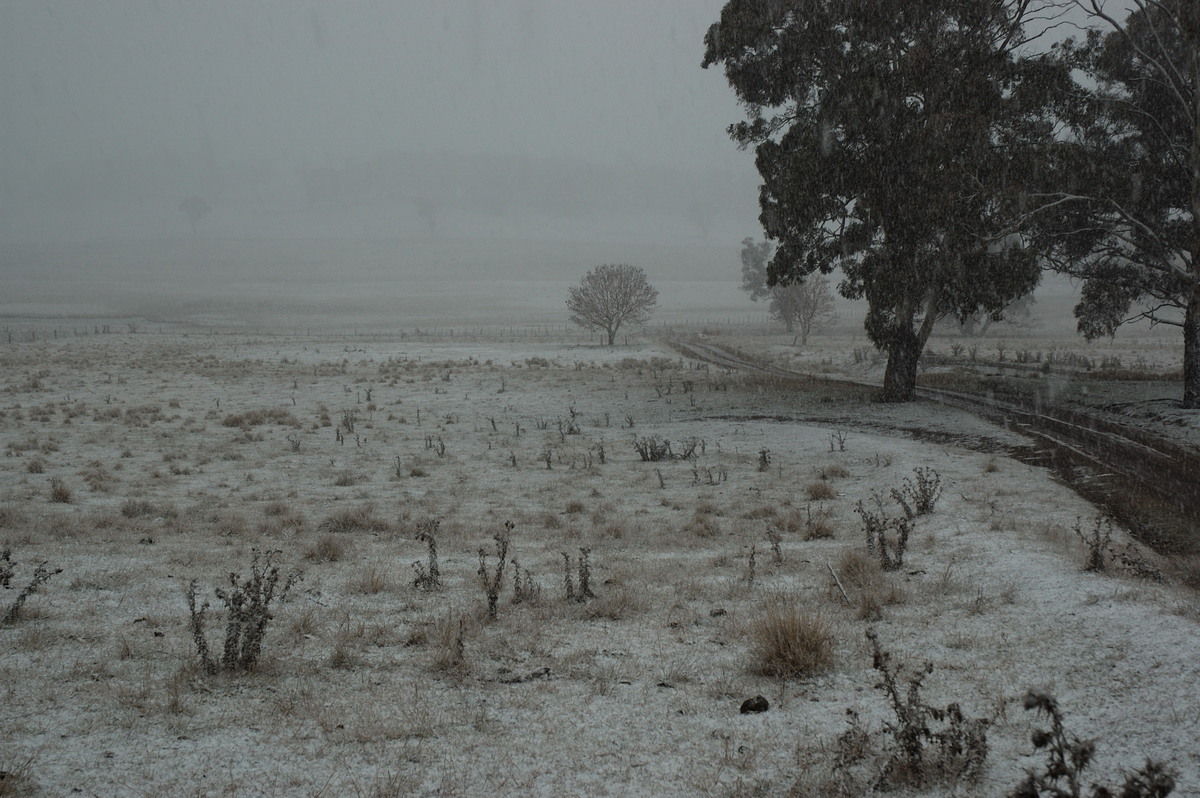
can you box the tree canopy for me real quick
[704,0,1071,401]
[1045,1,1200,407]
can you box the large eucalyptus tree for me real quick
[703,0,1071,401]
[1049,1,1200,407]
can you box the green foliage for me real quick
[704,0,1069,400]
[1045,3,1198,406]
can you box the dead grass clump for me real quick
[79,460,115,492]
[431,609,469,675]
[48,477,72,504]
[777,506,806,533]
[743,505,778,521]
[821,464,852,480]
[262,501,293,517]
[333,471,359,487]
[684,509,722,538]
[0,505,28,529]
[599,521,628,540]
[305,535,347,562]
[347,565,389,595]
[287,606,320,644]
[1173,555,1200,591]
[806,481,838,501]
[0,751,38,795]
[318,506,391,535]
[221,408,301,428]
[120,498,157,518]
[581,583,645,621]
[805,504,837,540]
[749,595,834,678]
[833,548,898,621]
[565,500,586,515]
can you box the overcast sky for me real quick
[0,1,1132,251]
[0,0,766,244]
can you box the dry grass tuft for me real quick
[431,609,470,675]
[48,477,72,504]
[120,498,157,518]
[749,594,834,678]
[318,506,391,535]
[221,408,301,428]
[820,464,852,480]
[347,565,389,595]
[806,481,837,501]
[333,471,359,487]
[833,547,899,620]
[304,534,348,562]
[1172,554,1200,591]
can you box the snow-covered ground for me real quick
[1,331,1197,797]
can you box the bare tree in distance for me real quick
[942,294,1036,338]
[740,237,837,343]
[567,264,658,346]
[180,197,210,235]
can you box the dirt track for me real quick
[667,335,1200,556]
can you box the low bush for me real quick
[221,408,301,428]
[748,594,834,678]
[2,547,62,625]
[186,549,302,673]
[1009,690,1175,798]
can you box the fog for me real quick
[0,2,1130,328]
[1,1,766,322]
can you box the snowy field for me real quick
[1,324,1197,797]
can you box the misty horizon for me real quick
[0,1,760,248]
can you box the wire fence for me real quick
[1,314,780,345]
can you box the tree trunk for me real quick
[1185,284,1200,408]
[606,327,616,347]
[879,292,939,403]
[881,326,921,403]
[1186,21,1200,409]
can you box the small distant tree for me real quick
[180,196,210,235]
[945,293,1036,337]
[740,237,837,342]
[567,264,658,346]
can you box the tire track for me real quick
[667,335,1200,553]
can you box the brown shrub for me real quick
[48,477,72,503]
[749,595,834,678]
[318,506,391,535]
[805,481,838,501]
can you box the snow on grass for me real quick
[0,331,1196,797]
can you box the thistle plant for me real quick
[2,547,63,625]
[186,549,301,673]
[477,522,512,620]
